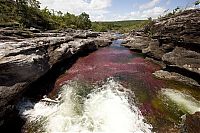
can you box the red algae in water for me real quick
[53,43,164,93]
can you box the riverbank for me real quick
[122,9,200,132]
[0,27,115,127]
[122,9,200,87]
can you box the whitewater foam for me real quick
[161,88,200,114]
[18,78,152,133]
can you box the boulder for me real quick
[122,36,150,51]
[94,38,112,47]
[162,47,200,75]
[142,40,165,60]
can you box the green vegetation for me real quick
[92,20,148,33]
[0,0,149,32]
[0,0,91,30]
[195,0,200,6]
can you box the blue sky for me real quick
[39,0,198,21]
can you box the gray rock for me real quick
[153,70,200,87]
[123,9,200,84]
[150,9,200,46]
[94,38,112,47]
[0,30,113,126]
[122,36,150,51]
[142,40,165,60]
[162,47,200,75]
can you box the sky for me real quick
[38,0,198,21]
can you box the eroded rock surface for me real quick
[162,47,200,75]
[122,9,200,86]
[0,28,113,126]
[153,70,200,87]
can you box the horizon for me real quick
[38,0,198,21]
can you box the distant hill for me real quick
[92,20,148,33]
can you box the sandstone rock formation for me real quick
[0,28,113,127]
[122,9,200,87]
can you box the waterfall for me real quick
[18,78,152,133]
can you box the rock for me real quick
[182,112,200,133]
[161,43,175,52]
[0,22,20,28]
[99,32,116,40]
[151,9,200,46]
[94,38,112,47]
[153,70,200,87]
[162,47,200,75]
[73,31,100,39]
[123,9,200,86]
[86,32,99,38]
[145,57,166,68]
[29,27,41,33]
[0,29,113,127]
[33,32,66,37]
[122,36,150,51]
[0,28,33,38]
[142,40,165,60]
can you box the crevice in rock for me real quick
[164,65,200,85]
[176,42,200,53]
[0,45,100,132]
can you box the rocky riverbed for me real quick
[0,27,114,127]
[0,8,200,133]
[122,9,200,87]
[122,9,200,132]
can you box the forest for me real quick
[0,0,149,32]
[0,0,92,30]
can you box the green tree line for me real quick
[92,20,148,33]
[0,0,91,30]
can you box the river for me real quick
[17,38,200,132]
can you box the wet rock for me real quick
[0,29,113,127]
[182,112,200,133]
[162,47,200,75]
[153,70,200,87]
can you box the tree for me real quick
[77,12,91,29]
[0,0,92,30]
[195,0,200,6]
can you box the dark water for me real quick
[18,39,200,132]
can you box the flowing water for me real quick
[18,38,200,132]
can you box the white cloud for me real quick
[142,6,166,18]
[90,0,112,10]
[38,0,166,21]
[112,6,166,21]
[139,0,160,10]
[38,0,112,21]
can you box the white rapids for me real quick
[17,78,152,133]
[161,88,200,114]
